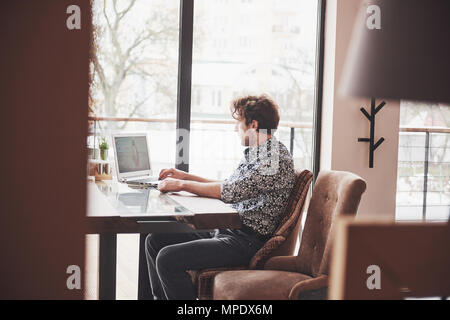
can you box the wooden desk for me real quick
[86,181,240,300]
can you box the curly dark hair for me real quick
[230,95,280,135]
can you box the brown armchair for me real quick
[213,170,367,300]
[191,169,314,300]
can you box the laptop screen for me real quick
[114,136,151,174]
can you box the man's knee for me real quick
[145,233,162,257]
[145,233,153,250]
[156,245,181,275]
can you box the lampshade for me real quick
[341,0,450,103]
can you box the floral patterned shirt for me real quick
[220,136,296,236]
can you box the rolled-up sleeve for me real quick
[220,179,234,203]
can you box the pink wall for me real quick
[321,0,401,219]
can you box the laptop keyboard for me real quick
[131,178,157,183]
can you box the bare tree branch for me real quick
[91,52,108,93]
[102,0,113,33]
[114,0,137,22]
[91,0,178,129]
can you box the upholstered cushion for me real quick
[214,270,311,300]
[296,171,366,277]
[248,235,285,269]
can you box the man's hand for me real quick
[157,178,184,193]
[159,168,187,181]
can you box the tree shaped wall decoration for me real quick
[358,98,386,168]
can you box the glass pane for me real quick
[89,0,180,171]
[190,0,320,179]
[396,102,450,221]
[426,205,450,221]
[396,132,425,220]
[395,205,423,221]
[426,132,450,220]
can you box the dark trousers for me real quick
[145,229,265,300]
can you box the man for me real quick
[145,95,296,300]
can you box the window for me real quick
[396,101,450,221]
[190,0,321,179]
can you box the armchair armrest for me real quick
[249,235,286,269]
[288,275,328,300]
[264,256,298,272]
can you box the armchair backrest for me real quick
[249,169,313,269]
[296,170,366,277]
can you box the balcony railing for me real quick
[88,115,313,156]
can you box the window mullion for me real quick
[176,0,194,173]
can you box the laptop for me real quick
[112,133,160,188]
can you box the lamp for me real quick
[341,0,450,103]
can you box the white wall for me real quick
[321,0,401,219]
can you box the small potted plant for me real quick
[99,138,109,160]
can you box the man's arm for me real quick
[159,168,219,183]
[183,173,220,183]
[182,181,222,199]
[157,178,222,199]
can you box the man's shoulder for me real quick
[272,139,294,163]
[253,138,294,177]
[246,137,294,169]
